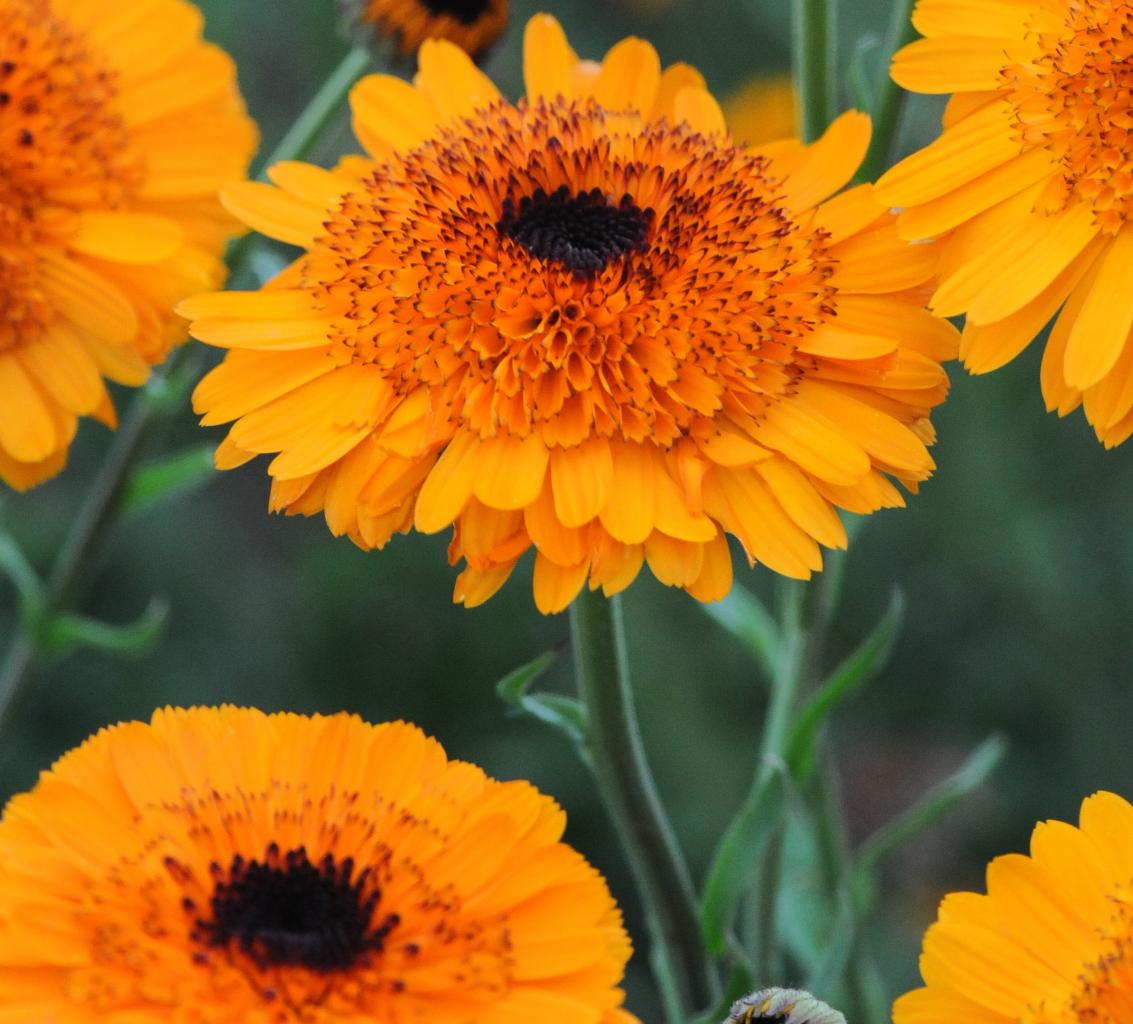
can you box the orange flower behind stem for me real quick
[0,0,256,490]
[895,791,1133,1024]
[876,0,1133,448]
[348,0,508,61]
[184,13,957,615]
[0,707,638,1023]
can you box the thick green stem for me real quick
[858,0,919,182]
[570,589,715,1022]
[0,45,373,733]
[792,0,837,142]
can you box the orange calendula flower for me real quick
[0,0,256,491]
[349,0,508,60]
[183,14,957,614]
[876,0,1133,447]
[0,706,637,1023]
[895,791,1133,1024]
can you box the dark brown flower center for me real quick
[418,0,492,25]
[498,185,654,277]
[193,845,399,973]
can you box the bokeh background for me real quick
[3,0,1133,1019]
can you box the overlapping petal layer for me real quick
[895,791,1133,1024]
[0,0,256,490]
[877,0,1133,447]
[187,14,956,613]
[0,706,637,1024]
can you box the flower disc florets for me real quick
[315,96,835,451]
[878,0,1133,448]
[0,707,637,1023]
[187,15,956,613]
[1007,1,1133,232]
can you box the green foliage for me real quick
[700,587,782,681]
[0,532,44,627]
[40,598,170,660]
[700,762,788,956]
[785,589,905,781]
[123,447,217,517]
[852,734,1008,914]
[495,647,590,754]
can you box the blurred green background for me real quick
[3,0,1133,1020]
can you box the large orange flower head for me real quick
[0,707,637,1023]
[348,0,508,61]
[0,0,256,490]
[183,14,957,614]
[895,791,1133,1024]
[877,0,1133,448]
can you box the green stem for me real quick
[745,583,810,973]
[259,46,371,177]
[858,0,919,182]
[0,45,373,733]
[0,346,196,731]
[792,0,837,142]
[227,44,372,274]
[569,589,716,1022]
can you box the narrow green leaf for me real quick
[785,589,904,780]
[699,764,788,956]
[123,446,217,516]
[804,890,856,995]
[0,531,44,617]
[41,597,170,658]
[496,647,588,750]
[848,33,883,110]
[852,734,1008,910]
[701,586,782,679]
[496,649,558,703]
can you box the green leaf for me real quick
[848,33,884,110]
[852,734,1008,911]
[701,586,782,679]
[123,446,217,516]
[785,589,904,780]
[40,597,170,658]
[495,647,588,751]
[699,763,788,956]
[776,799,840,976]
[0,531,44,620]
[804,889,856,995]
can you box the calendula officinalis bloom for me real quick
[183,14,957,614]
[895,791,1133,1024]
[877,0,1133,447]
[347,0,508,61]
[0,706,637,1023]
[0,0,256,490]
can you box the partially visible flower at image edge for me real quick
[183,13,958,614]
[345,0,508,61]
[895,790,1133,1024]
[0,706,637,1023]
[0,0,257,490]
[876,0,1133,447]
